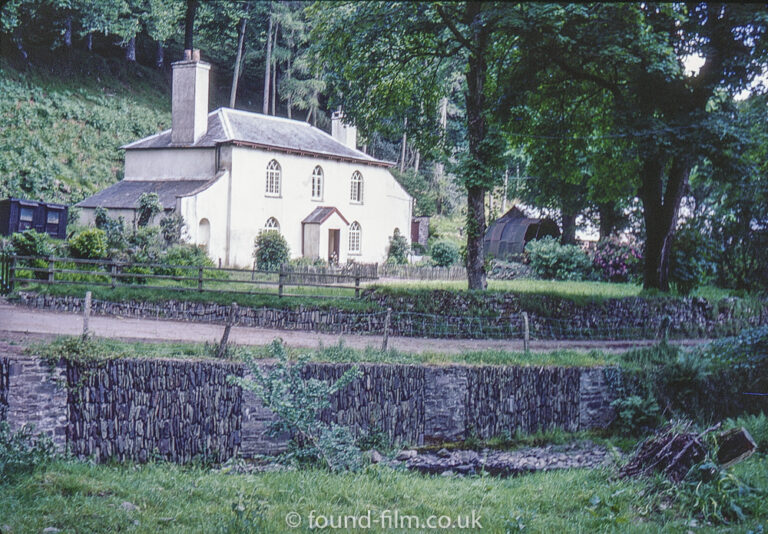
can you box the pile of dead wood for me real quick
[620,422,757,482]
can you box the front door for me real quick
[328,229,340,264]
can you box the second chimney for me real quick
[331,110,357,150]
[171,50,210,145]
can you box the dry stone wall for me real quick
[0,354,614,462]
[16,291,767,340]
[66,359,244,463]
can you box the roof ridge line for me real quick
[218,109,235,139]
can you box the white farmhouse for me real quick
[77,51,412,267]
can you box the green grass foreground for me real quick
[29,336,612,367]
[1,455,766,533]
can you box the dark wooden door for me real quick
[328,229,340,264]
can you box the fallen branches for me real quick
[620,423,757,483]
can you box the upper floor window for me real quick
[311,166,323,200]
[266,159,281,196]
[350,171,363,203]
[349,221,361,254]
[264,217,280,232]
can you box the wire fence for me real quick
[18,291,761,342]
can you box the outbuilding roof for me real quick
[483,206,560,259]
[122,108,391,167]
[302,206,349,225]
[76,179,213,210]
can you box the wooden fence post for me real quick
[521,311,530,352]
[110,262,117,289]
[198,267,204,292]
[82,290,92,339]
[48,257,55,284]
[8,255,16,293]
[216,302,238,359]
[381,307,392,351]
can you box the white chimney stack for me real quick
[331,109,357,150]
[171,49,210,145]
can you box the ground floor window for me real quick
[349,221,361,254]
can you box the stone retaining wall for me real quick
[16,291,767,340]
[2,357,68,449]
[0,354,614,463]
[66,359,244,463]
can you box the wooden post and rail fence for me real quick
[0,253,375,300]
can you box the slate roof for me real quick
[302,206,349,225]
[122,108,390,167]
[76,180,213,210]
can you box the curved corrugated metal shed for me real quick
[483,207,560,259]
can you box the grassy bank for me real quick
[15,283,378,312]
[1,454,766,533]
[29,336,612,367]
[0,54,170,203]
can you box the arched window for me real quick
[264,217,280,232]
[349,221,361,254]
[311,166,323,200]
[266,159,281,196]
[350,171,363,203]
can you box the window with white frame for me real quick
[349,221,361,254]
[264,217,280,233]
[311,166,323,200]
[350,171,363,203]
[265,159,281,196]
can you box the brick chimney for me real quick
[331,109,357,150]
[171,49,210,145]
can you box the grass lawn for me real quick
[376,279,744,303]
[377,278,643,300]
[29,336,613,367]
[1,454,766,533]
[16,276,748,315]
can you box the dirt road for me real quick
[0,300,705,354]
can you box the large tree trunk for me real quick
[463,4,489,290]
[561,211,577,245]
[184,0,198,50]
[86,32,93,51]
[230,16,248,108]
[263,14,273,114]
[466,186,487,289]
[639,156,689,291]
[598,202,621,240]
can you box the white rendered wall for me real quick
[178,171,231,266]
[218,147,411,267]
[78,207,141,228]
[124,149,217,180]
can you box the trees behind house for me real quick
[1,1,767,291]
